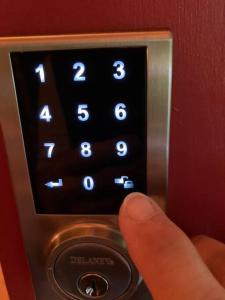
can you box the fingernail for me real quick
[122,192,155,223]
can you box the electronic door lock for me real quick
[0,32,172,299]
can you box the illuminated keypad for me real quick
[11,47,147,214]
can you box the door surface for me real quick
[0,1,225,299]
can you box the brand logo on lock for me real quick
[70,256,115,266]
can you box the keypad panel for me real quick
[11,47,147,214]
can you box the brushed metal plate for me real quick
[0,32,172,300]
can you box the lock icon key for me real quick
[114,176,134,189]
[123,180,134,189]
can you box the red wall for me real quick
[1,1,225,299]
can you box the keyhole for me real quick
[78,273,109,298]
[85,279,98,296]
[91,279,97,293]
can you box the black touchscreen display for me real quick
[11,47,147,214]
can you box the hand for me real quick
[119,193,225,300]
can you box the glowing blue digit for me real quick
[113,60,126,80]
[44,143,55,158]
[73,62,86,81]
[35,64,45,83]
[116,141,128,157]
[83,176,95,191]
[39,105,52,122]
[114,103,127,120]
[77,104,89,121]
[81,142,92,157]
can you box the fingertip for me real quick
[119,192,161,224]
[120,192,148,214]
[119,195,225,300]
